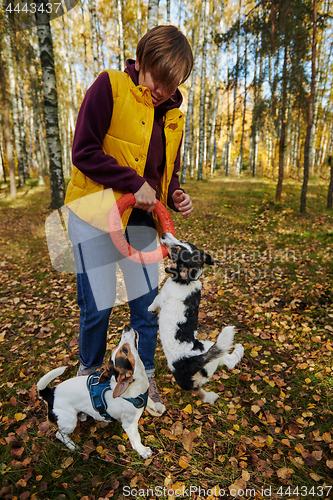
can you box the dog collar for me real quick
[87,371,148,420]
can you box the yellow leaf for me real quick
[310,473,322,482]
[179,456,190,468]
[14,413,26,422]
[61,457,74,469]
[52,470,63,478]
[281,439,290,447]
[171,482,186,495]
[305,378,311,384]
[217,290,224,295]
[295,443,305,454]
[323,432,332,443]
[233,424,240,431]
[183,404,192,414]
[266,435,274,446]
[242,470,251,481]
[96,446,104,454]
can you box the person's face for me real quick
[135,60,177,107]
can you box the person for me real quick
[64,25,194,413]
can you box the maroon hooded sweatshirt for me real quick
[71,59,184,210]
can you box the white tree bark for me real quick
[147,0,160,30]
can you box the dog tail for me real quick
[37,366,67,392]
[216,326,235,352]
[37,367,67,424]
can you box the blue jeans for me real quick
[68,209,159,377]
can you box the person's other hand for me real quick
[172,190,193,218]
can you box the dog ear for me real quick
[98,360,115,383]
[203,251,214,266]
[113,371,134,398]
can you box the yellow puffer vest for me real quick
[65,69,184,233]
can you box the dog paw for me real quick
[56,431,77,452]
[202,391,219,405]
[78,412,87,422]
[139,446,153,459]
[148,304,157,314]
[146,400,166,416]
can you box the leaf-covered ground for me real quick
[0,177,332,500]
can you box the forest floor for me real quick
[0,176,333,500]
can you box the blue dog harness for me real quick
[87,371,149,421]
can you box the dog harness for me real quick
[87,371,149,421]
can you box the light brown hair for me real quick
[136,25,193,94]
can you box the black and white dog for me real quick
[148,234,244,404]
[37,327,162,458]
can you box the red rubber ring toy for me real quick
[109,193,175,264]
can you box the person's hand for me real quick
[172,190,193,218]
[134,182,157,212]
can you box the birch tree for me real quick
[0,48,16,198]
[197,0,208,181]
[117,0,125,71]
[328,155,333,209]
[35,2,65,209]
[147,0,159,30]
[87,0,99,78]
[300,0,317,214]
[181,0,205,183]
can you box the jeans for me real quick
[68,209,159,377]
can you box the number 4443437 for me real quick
[5,3,62,14]
[277,485,332,496]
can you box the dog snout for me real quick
[123,325,131,333]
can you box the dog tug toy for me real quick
[109,193,175,264]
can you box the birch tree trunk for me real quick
[300,0,317,214]
[137,0,142,40]
[229,0,241,175]
[181,0,205,183]
[35,4,65,209]
[166,0,171,24]
[237,34,247,176]
[5,7,25,186]
[197,0,208,181]
[117,0,125,71]
[275,43,288,202]
[328,156,333,209]
[0,49,16,198]
[80,1,88,90]
[147,0,159,30]
[249,34,262,177]
[87,0,99,78]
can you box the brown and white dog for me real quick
[37,326,161,458]
[149,233,244,404]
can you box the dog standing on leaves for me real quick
[148,233,244,404]
[37,326,162,458]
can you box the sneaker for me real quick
[146,377,166,416]
[77,365,100,377]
